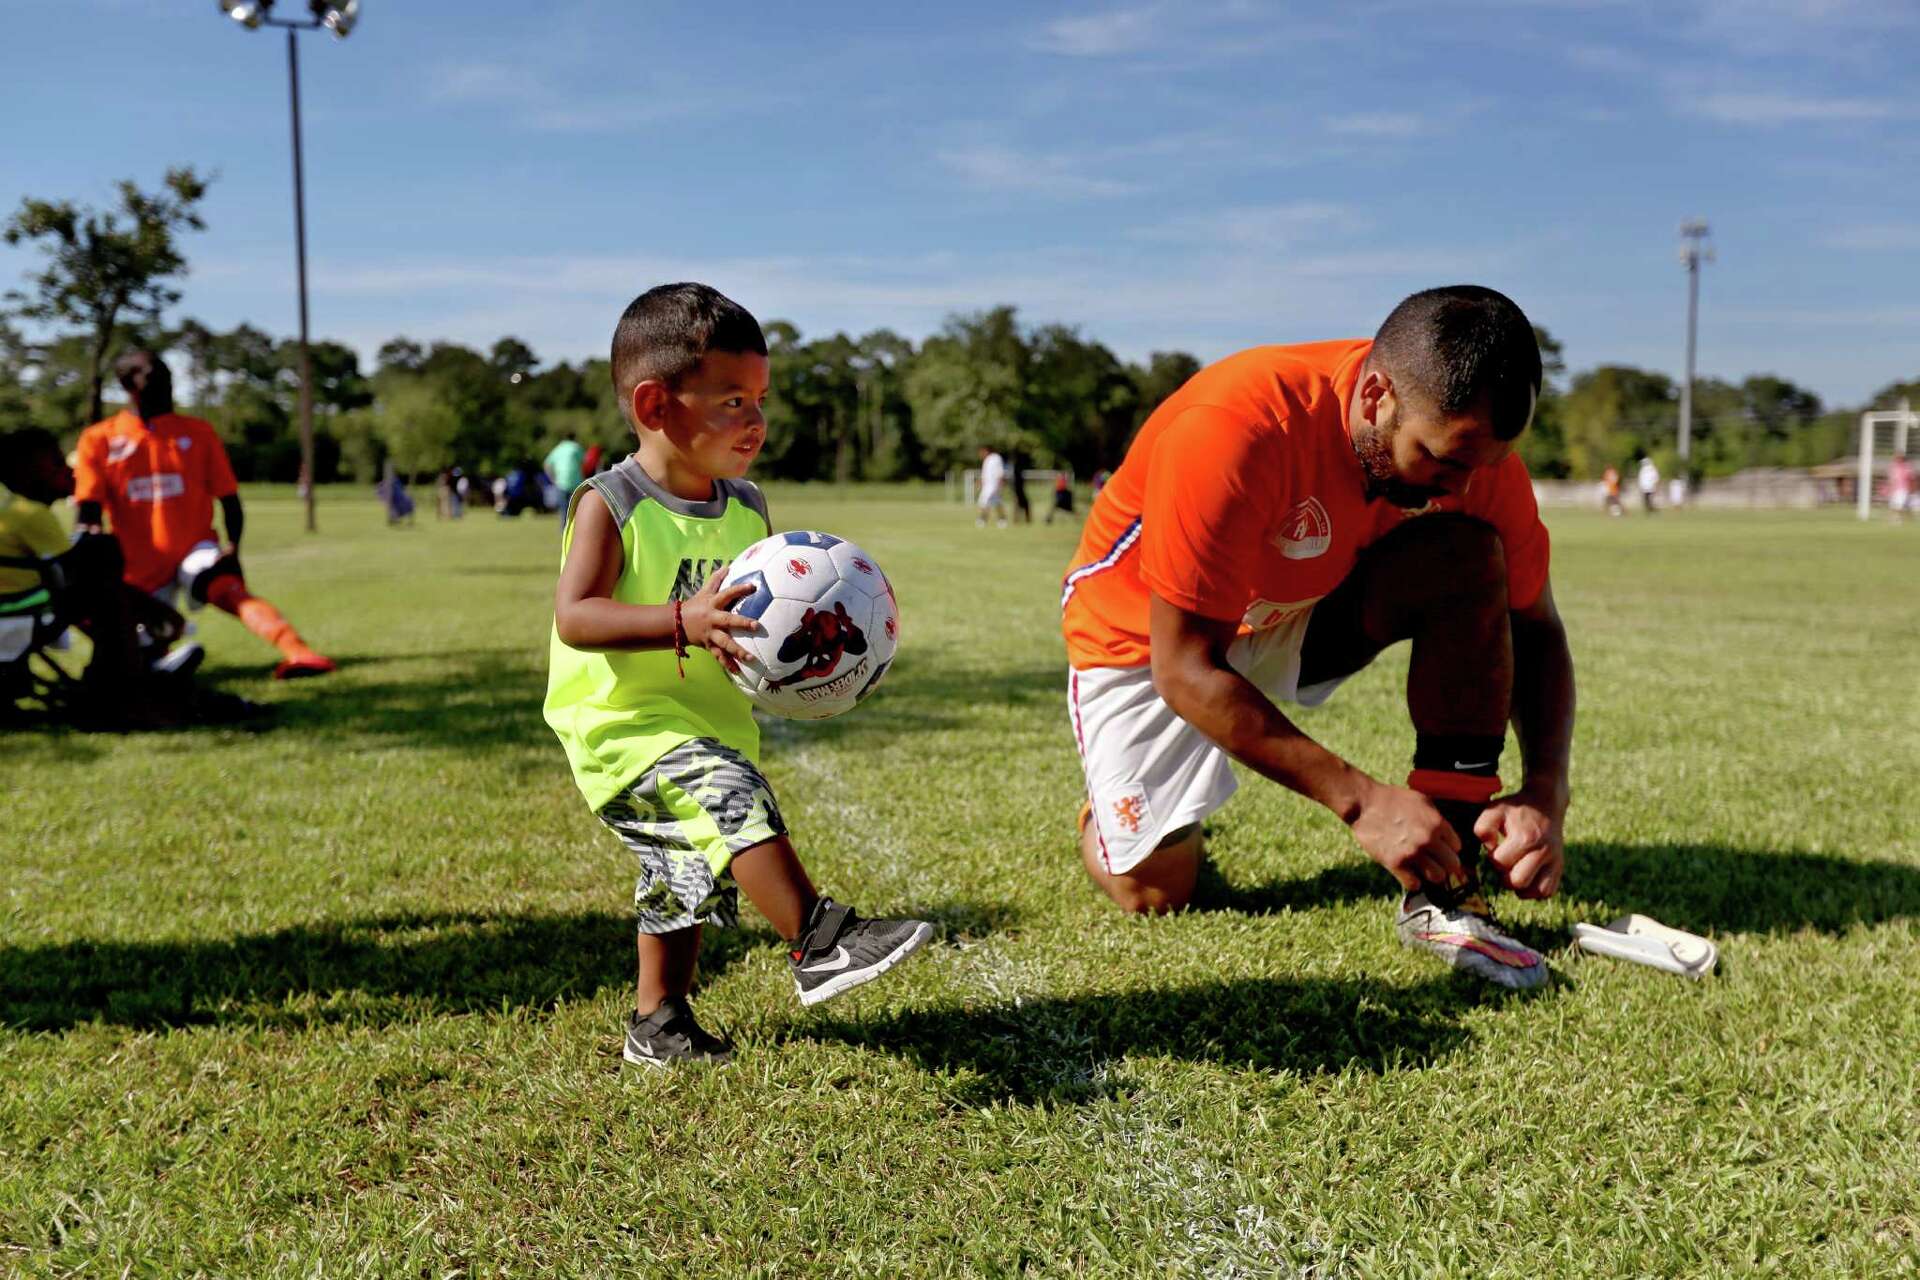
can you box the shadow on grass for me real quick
[801,974,1484,1105]
[1,896,1021,1034]
[272,651,550,752]
[1198,841,1920,937]
[0,910,766,1032]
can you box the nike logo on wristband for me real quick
[798,945,852,973]
[1453,760,1496,771]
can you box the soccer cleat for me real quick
[1396,887,1548,990]
[789,897,932,1006]
[623,997,734,1068]
[273,650,336,680]
[151,641,205,677]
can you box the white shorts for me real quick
[150,540,225,611]
[1068,607,1348,875]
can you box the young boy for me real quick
[546,283,932,1068]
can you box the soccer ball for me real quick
[720,530,898,720]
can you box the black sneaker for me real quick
[789,897,933,1006]
[622,997,734,1068]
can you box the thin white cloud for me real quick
[1691,91,1898,125]
[1030,5,1167,56]
[937,145,1143,199]
[1821,224,1920,251]
[1719,304,1920,327]
[237,233,1525,373]
[1024,1,1332,68]
[424,58,797,133]
[1324,112,1432,139]
[1131,203,1359,247]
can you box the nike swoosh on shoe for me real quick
[798,945,852,974]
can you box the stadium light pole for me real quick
[1676,219,1713,467]
[217,1,360,534]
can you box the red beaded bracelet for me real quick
[672,598,689,678]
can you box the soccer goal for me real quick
[1857,401,1917,520]
[953,468,1074,506]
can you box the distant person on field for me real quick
[1062,286,1574,991]
[1091,468,1111,499]
[976,446,1008,528]
[1601,465,1624,517]
[451,467,468,518]
[1888,454,1913,524]
[1046,471,1078,524]
[582,442,605,478]
[1009,451,1033,524]
[1637,456,1659,513]
[546,282,932,1068]
[379,466,415,526]
[1667,474,1687,510]
[73,350,335,679]
[501,462,534,516]
[544,431,587,507]
[435,468,454,520]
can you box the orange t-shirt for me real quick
[1061,340,1551,670]
[73,410,238,593]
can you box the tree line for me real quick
[5,170,1910,486]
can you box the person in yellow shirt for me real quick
[1,427,176,723]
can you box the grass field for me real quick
[6,487,1919,1277]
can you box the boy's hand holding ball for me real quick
[683,570,757,671]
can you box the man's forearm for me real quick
[1511,614,1575,806]
[1156,661,1372,821]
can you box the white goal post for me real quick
[1857,401,1917,520]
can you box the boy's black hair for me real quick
[1369,285,1541,441]
[0,427,61,489]
[610,283,766,419]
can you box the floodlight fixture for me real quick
[220,0,272,28]
[215,0,363,532]
[314,0,358,38]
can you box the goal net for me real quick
[1857,404,1918,519]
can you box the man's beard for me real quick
[1352,421,1443,509]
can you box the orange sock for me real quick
[207,576,311,659]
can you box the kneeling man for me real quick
[1062,286,1574,988]
[75,350,334,679]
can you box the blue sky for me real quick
[5,0,1918,406]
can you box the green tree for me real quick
[1517,325,1571,478]
[1028,325,1138,475]
[376,337,425,373]
[3,168,210,424]
[1560,366,1676,478]
[904,307,1033,470]
[368,373,461,475]
[1128,351,1202,433]
[854,328,919,480]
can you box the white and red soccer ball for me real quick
[720,531,898,720]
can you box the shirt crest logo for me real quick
[1274,497,1332,559]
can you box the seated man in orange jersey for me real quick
[74,350,335,680]
[1061,286,1574,989]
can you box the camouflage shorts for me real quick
[597,739,787,934]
